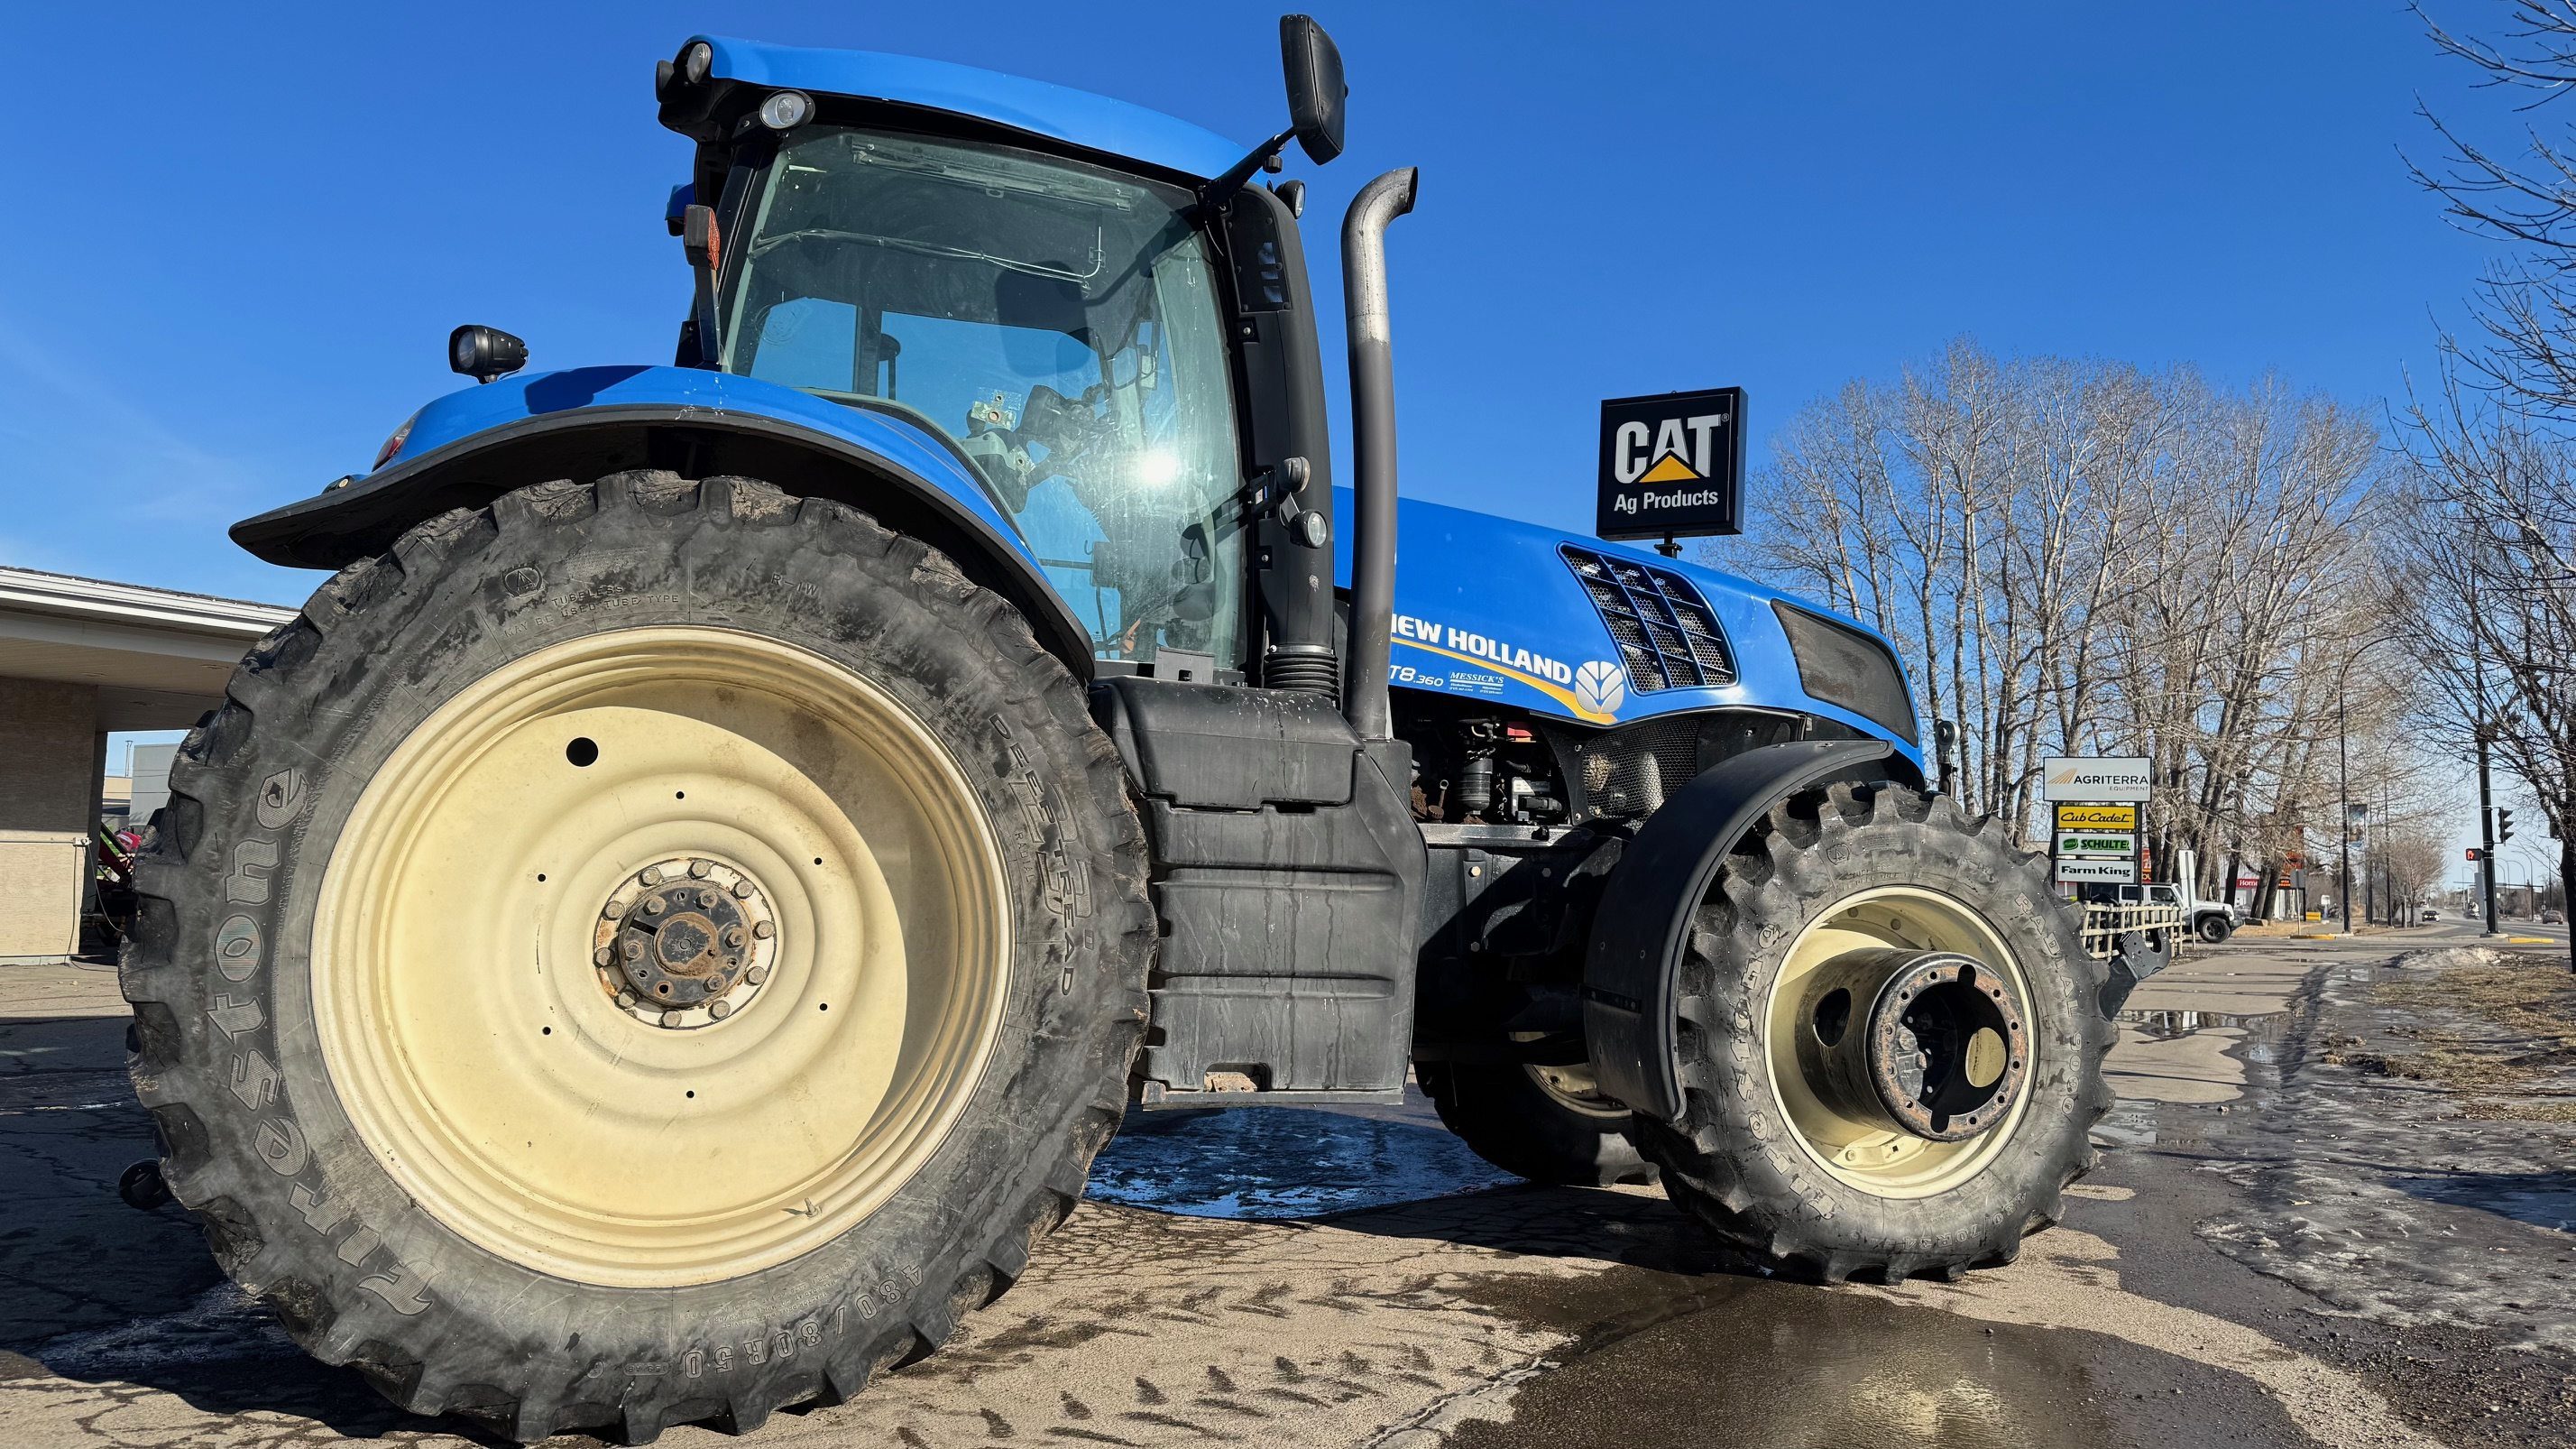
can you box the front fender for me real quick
[1581,738,1895,1121]
[232,366,1096,675]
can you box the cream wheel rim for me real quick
[312,626,1012,1287]
[1763,885,2034,1198]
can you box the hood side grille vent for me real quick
[1559,545,1736,693]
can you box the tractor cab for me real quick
[653,33,1347,687]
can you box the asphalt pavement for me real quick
[3,920,2571,1447]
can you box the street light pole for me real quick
[2339,690,2353,932]
[2334,633,2403,936]
[2475,729,2506,937]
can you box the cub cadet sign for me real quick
[1596,386,1745,542]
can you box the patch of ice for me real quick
[2389,946,2501,973]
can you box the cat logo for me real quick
[1618,420,1719,485]
[1574,660,1626,715]
[1596,387,1745,542]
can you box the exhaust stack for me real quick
[1339,167,1418,742]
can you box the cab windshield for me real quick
[718,125,1246,669]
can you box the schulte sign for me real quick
[2040,756,2152,803]
[1596,387,1745,542]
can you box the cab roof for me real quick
[685,35,1245,181]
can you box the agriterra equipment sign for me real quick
[1596,387,1745,541]
[2040,756,2153,803]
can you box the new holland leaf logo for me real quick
[1574,660,1626,715]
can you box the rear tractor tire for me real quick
[1417,1060,1658,1187]
[1631,781,2111,1282]
[120,473,1154,1442]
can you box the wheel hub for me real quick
[1799,947,2029,1143]
[593,857,778,1028]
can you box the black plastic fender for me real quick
[228,404,1099,677]
[1581,738,1895,1122]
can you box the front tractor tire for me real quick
[120,474,1154,1442]
[1632,782,2111,1282]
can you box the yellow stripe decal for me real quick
[1395,639,1616,724]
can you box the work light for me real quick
[758,90,814,131]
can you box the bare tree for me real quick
[1716,342,2391,914]
[2390,369,2576,962]
[2406,3,2576,964]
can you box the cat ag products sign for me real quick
[1596,386,1745,541]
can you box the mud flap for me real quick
[1091,676,1425,1105]
[2097,928,2173,1020]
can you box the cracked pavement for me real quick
[3,924,2571,1446]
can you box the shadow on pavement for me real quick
[0,1008,507,1445]
[2397,1168,2576,1234]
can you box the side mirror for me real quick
[449,325,528,384]
[1280,15,1346,164]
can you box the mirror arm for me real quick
[1195,126,1297,218]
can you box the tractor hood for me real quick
[1333,491,1925,764]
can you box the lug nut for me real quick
[733,880,756,899]
[688,859,713,879]
[699,888,719,909]
[639,866,662,885]
[594,946,613,966]
[722,926,748,948]
[747,964,769,984]
[615,989,637,1008]
[621,938,643,961]
[753,920,775,939]
[660,1011,686,1029]
[709,999,733,1020]
[643,897,665,916]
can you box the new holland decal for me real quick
[1389,614,1625,724]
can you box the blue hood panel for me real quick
[691,37,1244,181]
[1335,491,1924,767]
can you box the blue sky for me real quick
[4,2,2536,888]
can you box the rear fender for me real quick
[1581,738,1896,1121]
[230,401,1098,677]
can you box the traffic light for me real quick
[2496,808,2516,844]
[2466,847,2485,863]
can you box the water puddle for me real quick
[1088,1105,1520,1219]
[2118,1008,2271,1038]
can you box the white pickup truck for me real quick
[2078,848,2240,955]
[2111,880,2238,943]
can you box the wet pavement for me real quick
[2,924,2571,1446]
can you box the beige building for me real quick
[0,568,293,959]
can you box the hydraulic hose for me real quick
[1339,167,1418,742]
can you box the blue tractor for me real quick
[124,18,2112,1441]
